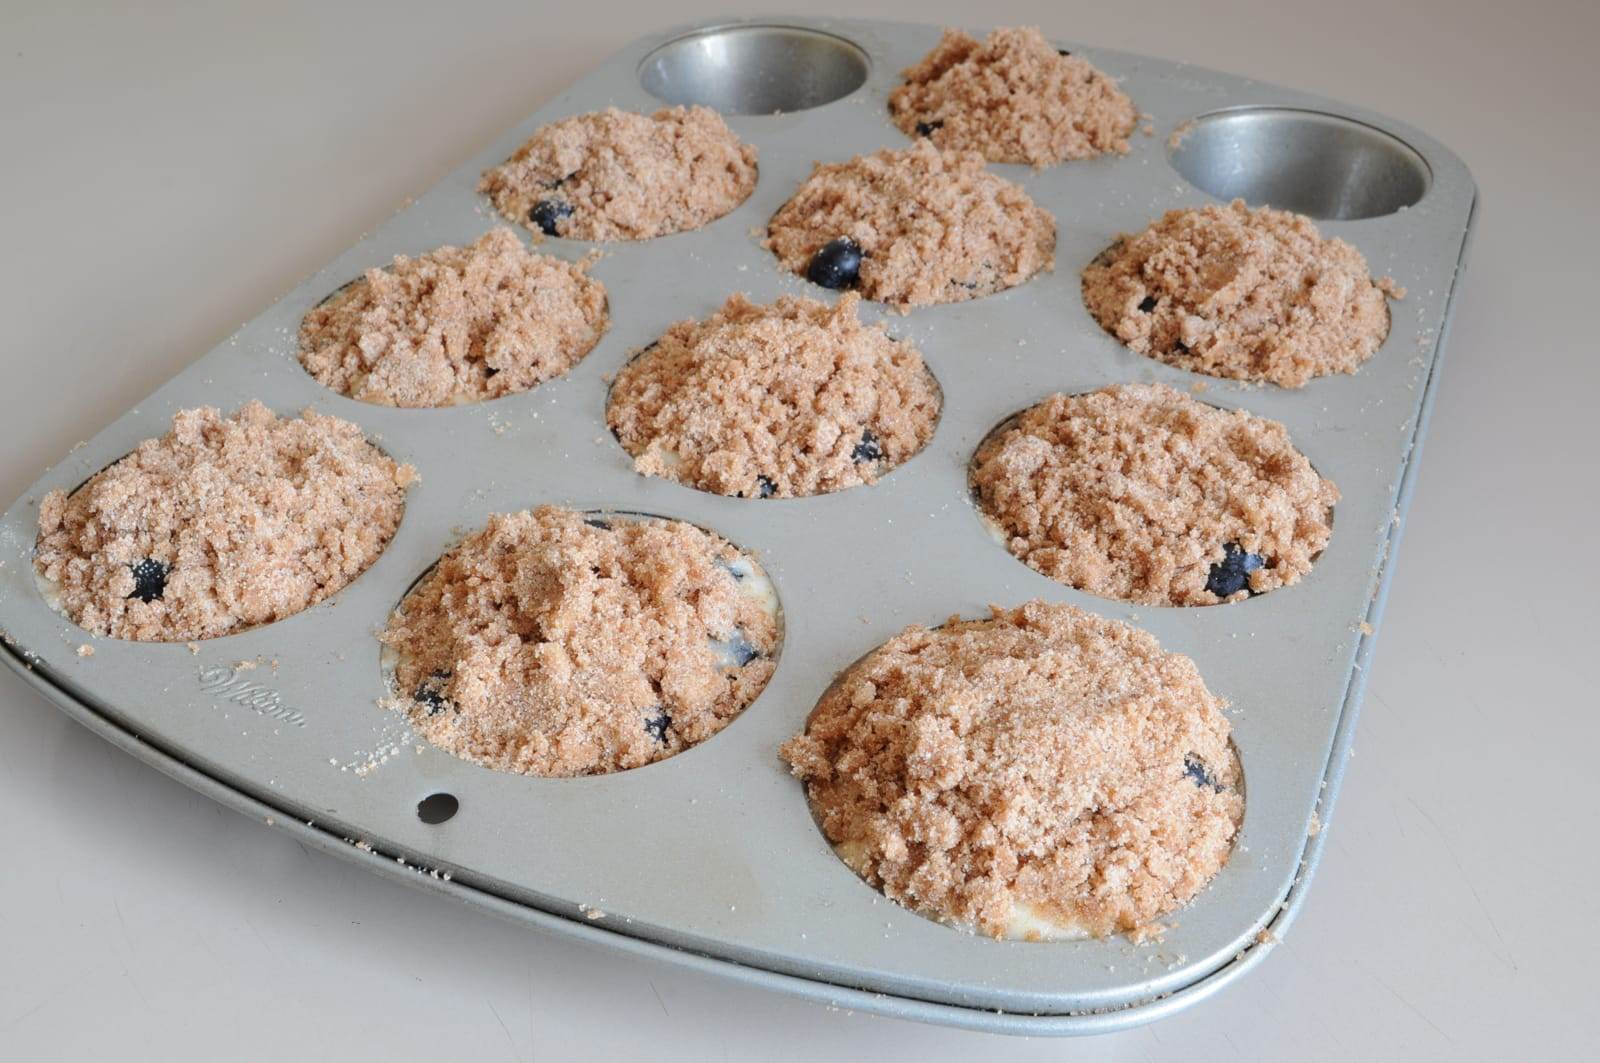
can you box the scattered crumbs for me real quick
[76,644,94,657]
[1308,810,1322,837]
[1359,621,1375,636]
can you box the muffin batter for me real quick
[766,140,1056,309]
[606,293,941,498]
[972,383,1336,606]
[480,106,758,242]
[781,599,1242,940]
[35,402,413,641]
[382,507,779,777]
[1081,200,1403,387]
[298,228,608,407]
[889,26,1138,166]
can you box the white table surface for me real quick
[2,1,1595,1058]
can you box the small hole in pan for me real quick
[416,792,459,824]
[638,25,869,115]
[1168,107,1431,220]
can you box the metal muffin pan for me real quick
[0,16,1475,1036]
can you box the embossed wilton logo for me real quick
[195,666,308,728]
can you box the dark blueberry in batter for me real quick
[1184,754,1224,791]
[914,120,944,137]
[127,558,168,603]
[1138,295,1158,313]
[529,198,574,236]
[851,429,883,464]
[1057,48,1072,56]
[712,628,763,667]
[643,708,672,744]
[1205,542,1265,599]
[806,237,862,290]
[1172,339,1190,354]
[413,670,453,716]
[584,517,612,530]
[756,475,777,499]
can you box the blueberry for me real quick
[584,517,612,530]
[413,670,452,716]
[914,120,943,137]
[1184,754,1224,792]
[1057,48,1072,56]
[756,475,777,499]
[127,558,168,603]
[1172,338,1190,354]
[711,627,763,667]
[1138,295,1158,313]
[529,198,574,236]
[1205,542,1265,598]
[643,708,672,744]
[851,429,883,464]
[806,238,862,290]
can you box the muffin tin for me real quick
[0,17,1475,1036]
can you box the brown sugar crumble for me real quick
[298,228,608,408]
[381,507,779,778]
[765,139,1056,310]
[606,293,942,499]
[35,402,413,642]
[780,599,1242,940]
[972,383,1337,606]
[1082,200,1403,387]
[480,106,758,242]
[889,26,1138,167]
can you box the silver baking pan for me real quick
[0,15,1475,1036]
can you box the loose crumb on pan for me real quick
[780,599,1242,940]
[1081,200,1403,387]
[298,228,608,408]
[381,506,778,778]
[765,139,1056,310]
[479,106,758,242]
[971,383,1337,606]
[889,26,1138,166]
[35,402,414,642]
[606,292,942,499]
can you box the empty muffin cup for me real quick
[639,24,870,115]
[1168,107,1430,220]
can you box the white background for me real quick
[2,1,1595,1059]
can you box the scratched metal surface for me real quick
[0,16,1474,1035]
